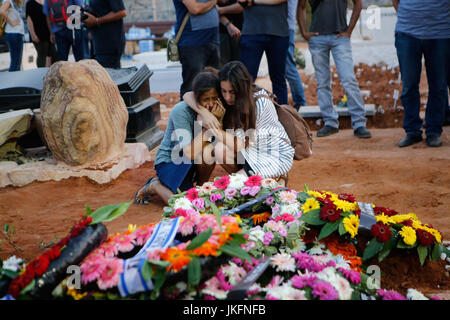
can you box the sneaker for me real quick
[398,134,422,147]
[354,127,372,139]
[426,135,442,147]
[317,125,339,137]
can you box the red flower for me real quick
[45,246,62,260]
[319,203,342,222]
[244,175,263,187]
[371,222,392,243]
[353,209,361,217]
[374,206,397,217]
[400,219,413,227]
[274,213,295,223]
[338,193,355,203]
[213,176,230,190]
[185,187,199,201]
[416,229,435,246]
[173,208,187,218]
[31,255,50,276]
[8,280,22,298]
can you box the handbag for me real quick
[167,12,190,62]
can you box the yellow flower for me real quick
[301,198,320,214]
[342,95,347,103]
[429,229,442,243]
[306,190,323,199]
[375,214,394,225]
[343,214,359,238]
[67,287,88,300]
[232,214,243,224]
[399,226,417,246]
[333,198,358,212]
[389,214,411,224]
[128,224,137,233]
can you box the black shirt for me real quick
[89,0,125,56]
[25,0,50,42]
[218,0,243,34]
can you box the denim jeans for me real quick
[285,29,306,107]
[54,28,84,62]
[395,32,449,137]
[5,33,23,71]
[179,42,220,98]
[308,35,366,130]
[240,34,289,105]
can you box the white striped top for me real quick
[235,89,294,178]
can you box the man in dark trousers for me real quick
[297,0,372,139]
[217,0,243,67]
[392,0,449,147]
[83,0,127,69]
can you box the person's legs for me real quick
[395,32,423,138]
[285,29,306,108]
[5,33,23,71]
[219,32,232,67]
[206,42,220,69]
[308,35,338,129]
[95,53,121,69]
[265,35,289,105]
[72,28,85,61]
[331,36,367,130]
[421,38,448,142]
[240,34,265,82]
[54,29,71,61]
[179,44,207,98]
[48,41,58,65]
[32,41,47,68]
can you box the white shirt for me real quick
[3,0,24,35]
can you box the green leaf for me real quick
[101,201,132,223]
[3,224,9,234]
[303,184,310,192]
[186,228,212,251]
[417,245,428,266]
[338,222,347,236]
[363,238,384,261]
[287,222,299,246]
[397,240,417,249]
[318,221,340,240]
[187,256,201,287]
[1,269,18,279]
[297,192,312,203]
[263,246,278,257]
[89,201,132,225]
[152,266,167,292]
[221,243,252,262]
[300,209,325,226]
[209,202,222,232]
[147,259,170,268]
[378,235,398,263]
[85,205,92,216]
[20,279,35,296]
[431,243,442,261]
[230,233,247,245]
[141,260,153,283]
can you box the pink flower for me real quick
[224,188,237,200]
[147,248,164,261]
[133,226,155,246]
[377,289,406,300]
[245,175,263,187]
[312,280,339,300]
[267,275,284,289]
[249,186,261,197]
[200,182,216,194]
[192,198,205,210]
[113,234,136,253]
[186,188,199,201]
[263,232,274,245]
[197,214,220,234]
[240,187,251,196]
[274,213,295,223]
[291,274,317,289]
[97,258,123,290]
[266,196,275,205]
[100,242,119,258]
[213,176,230,190]
[338,267,361,285]
[279,191,298,204]
[204,294,216,300]
[80,259,107,285]
[210,193,222,203]
[179,211,200,236]
[173,208,187,218]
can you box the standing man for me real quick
[217,0,243,67]
[173,0,220,98]
[239,0,290,105]
[393,0,450,148]
[297,0,372,139]
[83,0,126,69]
[43,0,85,62]
[285,0,306,110]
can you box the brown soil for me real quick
[0,63,449,299]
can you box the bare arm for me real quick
[27,16,39,43]
[0,1,19,26]
[392,0,399,11]
[183,91,221,130]
[346,0,362,35]
[219,15,241,38]
[84,9,126,28]
[183,0,217,15]
[46,16,55,44]
[297,0,318,40]
[217,2,243,15]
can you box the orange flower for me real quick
[252,212,271,225]
[192,241,219,257]
[161,248,191,272]
[322,236,357,258]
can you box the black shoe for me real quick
[354,127,372,138]
[398,134,422,147]
[426,135,442,147]
[317,125,339,137]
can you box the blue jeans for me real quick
[240,34,289,105]
[308,35,366,130]
[285,29,306,107]
[395,32,449,137]
[54,28,84,61]
[5,33,23,71]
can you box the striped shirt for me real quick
[236,89,295,178]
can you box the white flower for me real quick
[331,254,351,269]
[228,174,247,190]
[307,243,327,255]
[334,276,353,300]
[406,288,429,300]
[202,276,228,300]
[279,203,301,216]
[248,226,265,243]
[221,262,247,286]
[265,284,306,300]
[261,178,278,188]
[2,255,24,272]
[173,197,194,210]
[270,253,296,272]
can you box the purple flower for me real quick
[192,198,205,209]
[290,274,317,289]
[240,186,251,196]
[292,252,326,273]
[312,280,339,300]
[225,188,237,200]
[377,289,406,300]
[210,193,222,202]
[266,196,275,205]
[249,186,261,197]
[338,267,361,284]
[263,232,274,245]
[272,204,280,214]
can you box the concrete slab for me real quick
[299,104,376,118]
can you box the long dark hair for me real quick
[219,61,257,132]
[192,67,220,103]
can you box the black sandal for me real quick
[134,177,159,205]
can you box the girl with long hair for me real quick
[0,0,24,71]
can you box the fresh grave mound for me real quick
[0,173,448,300]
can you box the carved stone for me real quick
[40,59,129,166]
